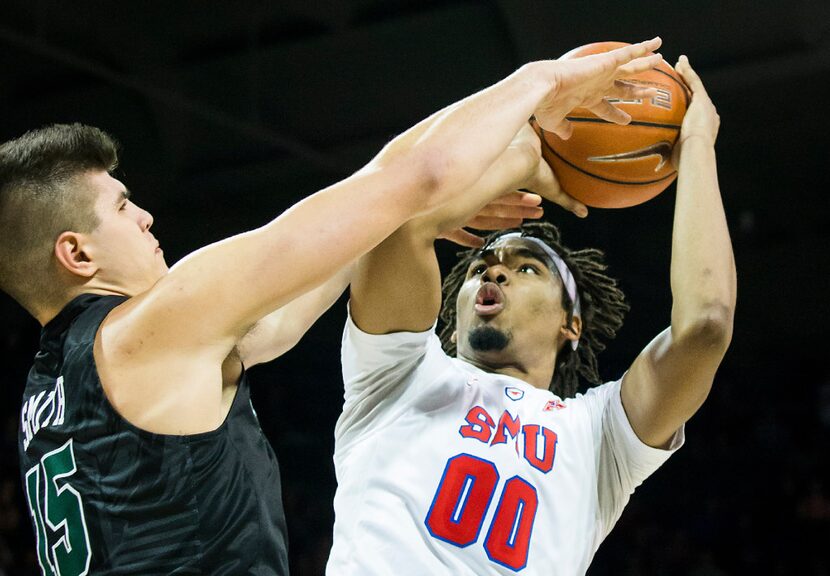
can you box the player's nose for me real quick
[482,264,509,285]
[139,208,154,232]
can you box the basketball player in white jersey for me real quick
[328,56,734,574]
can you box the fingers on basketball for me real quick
[675,55,706,96]
[528,161,587,218]
[613,79,658,100]
[591,38,658,74]
[547,185,588,218]
[616,53,663,77]
[614,37,662,65]
[589,99,632,126]
[549,117,573,140]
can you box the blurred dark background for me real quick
[1,0,828,574]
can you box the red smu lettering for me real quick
[521,424,558,473]
[459,406,495,443]
[460,409,559,473]
[490,411,520,449]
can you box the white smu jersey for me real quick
[327,314,684,575]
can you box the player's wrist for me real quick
[516,61,559,99]
[678,133,716,148]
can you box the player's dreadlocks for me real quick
[438,221,628,399]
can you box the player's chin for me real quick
[467,325,511,352]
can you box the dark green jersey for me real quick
[19,294,289,575]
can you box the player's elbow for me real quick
[377,150,445,216]
[416,149,460,211]
[674,303,734,356]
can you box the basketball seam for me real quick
[652,67,691,109]
[539,130,677,186]
[564,117,682,130]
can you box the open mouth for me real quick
[474,282,505,316]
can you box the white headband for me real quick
[486,232,581,350]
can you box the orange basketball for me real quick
[533,41,689,208]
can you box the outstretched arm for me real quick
[235,198,543,366]
[114,39,662,348]
[621,56,737,448]
[101,39,665,434]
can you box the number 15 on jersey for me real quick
[25,439,92,576]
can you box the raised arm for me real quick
[621,56,737,447]
[351,124,565,334]
[348,38,673,334]
[99,39,665,433]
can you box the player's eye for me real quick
[119,202,128,211]
[469,263,487,277]
[518,263,539,274]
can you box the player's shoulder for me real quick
[97,286,216,366]
[96,289,153,346]
[574,378,622,401]
[343,310,451,373]
[565,378,623,421]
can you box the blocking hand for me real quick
[439,191,545,247]
[534,37,664,139]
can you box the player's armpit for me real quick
[237,263,353,367]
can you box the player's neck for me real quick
[459,352,555,391]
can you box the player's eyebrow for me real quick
[115,188,131,206]
[510,247,548,263]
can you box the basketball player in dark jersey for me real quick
[3,39,664,574]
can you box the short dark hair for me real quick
[0,123,119,312]
[438,221,629,398]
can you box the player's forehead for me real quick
[86,171,128,203]
[475,236,553,267]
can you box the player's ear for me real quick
[559,315,582,345]
[450,330,458,344]
[54,231,98,279]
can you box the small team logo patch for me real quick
[505,387,525,401]
[543,399,567,411]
